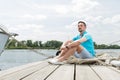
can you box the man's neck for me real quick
[80,31,85,34]
[80,31,85,37]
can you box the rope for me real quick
[109,40,120,45]
[0,25,54,58]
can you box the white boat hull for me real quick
[0,32,9,55]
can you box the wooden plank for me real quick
[46,64,74,80]
[0,60,46,76]
[0,60,49,80]
[22,64,59,80]
[108,66,120,73]
[76,65,101,80]
[91,65,120,80]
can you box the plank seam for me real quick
[0,61,47,77]
[19,64,50,80]
[74,64,76,80]
[19,69,39,80]
[107,66,120,74]
[89,65,103,80]
[44,65,61,80]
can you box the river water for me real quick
[0,49,120,70]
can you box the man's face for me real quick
[78,23,86,33]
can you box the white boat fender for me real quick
[110,60,120,66]
[110,60,120,70]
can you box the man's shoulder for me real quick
[84,32,91,36]
[84,32,93,40]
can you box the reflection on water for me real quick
[0,49,120,70]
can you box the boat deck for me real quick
[0,60,120,80]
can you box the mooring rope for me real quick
[109,40,120,45]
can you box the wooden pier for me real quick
[0,60,120,80]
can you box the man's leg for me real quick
[56,40,72,58]
[57,45,84,62]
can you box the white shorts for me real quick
[74,48,93,59]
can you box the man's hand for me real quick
[60,46,67,50]
[60,46,68,52]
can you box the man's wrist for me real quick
[66,45,69,49]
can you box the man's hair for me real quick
[78,21,86,27]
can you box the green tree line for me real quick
[6,39,120,49]
[94,42,120,49]
[6,39,63,49]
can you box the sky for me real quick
[0,0,120,44]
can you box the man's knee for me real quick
[67,40,72,43]
[66,40,72,45]
[77,45,84,53]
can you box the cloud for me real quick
[55,5,69,15]
[102,14,120,26]
[27,0,99,16]
[54,0,99,15]
[20,14,47,20]
[1,0,120,44]
[71,0,99,13]
[65,21,78,29]
[7,24,70,42]
[7,24,44,41]
[36,32,71,42]
[8,24,44,35]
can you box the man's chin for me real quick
[79,30,83,32]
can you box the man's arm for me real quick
[60,40,73,50]
[66,37,87,48]
[61,40,72,47]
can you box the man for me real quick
[48,21,95,64]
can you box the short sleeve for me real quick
[82,33,91,40]
[72,35,80,41]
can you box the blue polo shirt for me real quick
[72,31,95,56]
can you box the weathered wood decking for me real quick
[0,60,120,80]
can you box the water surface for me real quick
[0,49,120,70]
